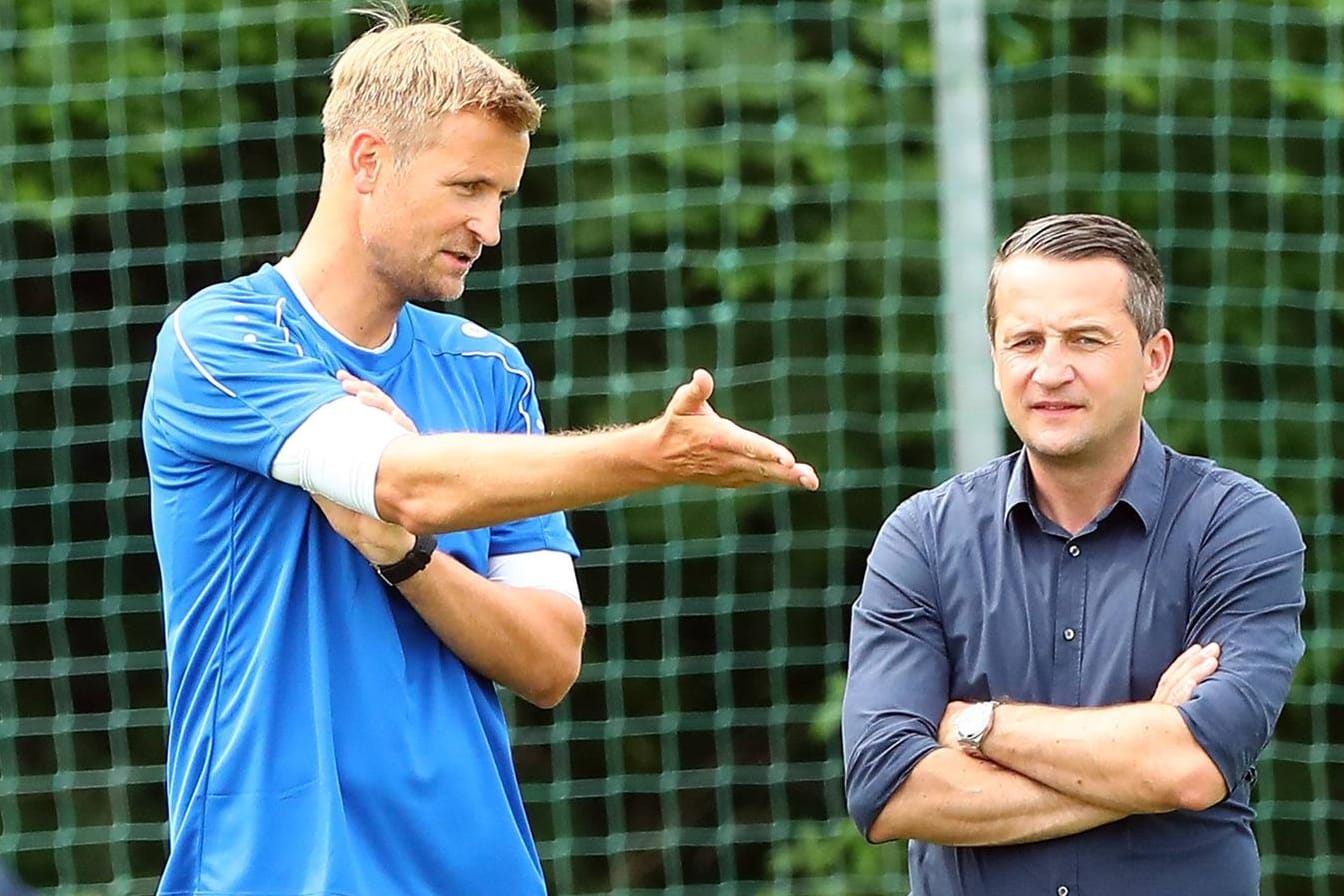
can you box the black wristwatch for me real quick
[373,533,437,586]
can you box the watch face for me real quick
[956,703,991,740]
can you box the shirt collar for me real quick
[274,256,399,354]
[1002,420,1166,533]
[1114,420,1166,533]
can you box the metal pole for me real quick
[931,0,1003,470]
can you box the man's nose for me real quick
[1031,339,1075,388]
[467,204,502,247]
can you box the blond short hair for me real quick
[322,1,543,160]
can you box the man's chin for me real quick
[410,280,466,304]
[1023,434,1090,462]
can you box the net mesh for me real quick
[0,1,1339,893]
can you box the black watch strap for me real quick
[374,533,437,586]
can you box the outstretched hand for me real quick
[654,369,820,491]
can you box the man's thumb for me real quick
[669,368,714,413]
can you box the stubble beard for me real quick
[366,235,466,305]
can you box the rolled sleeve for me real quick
[1178,486,1306,792]
[842,499,949,838]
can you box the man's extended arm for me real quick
[374,369,819,534]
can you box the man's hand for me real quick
[653,369,820,491]
[336,368,419,433]
[314,371,419,565]
[1151,642,1220,705]
[313,494,416,566]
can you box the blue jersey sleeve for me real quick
[483,340,579,559]
[145,291,346,477]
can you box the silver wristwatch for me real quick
[953,701,1000,757]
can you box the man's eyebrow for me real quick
[997,321,1115,341]
[1060,322,1116,336]
[998,324,1040,340]
[443,174,521,197]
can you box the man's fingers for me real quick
[794,463,820,491]
[731,429,822,490]
[1153,643,1220,704]
[336,370,418,433]
[744,434,795,468]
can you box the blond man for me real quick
[142,4,816,893]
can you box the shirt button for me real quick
[1067,544,1080,557]
[1058,888,1069,896]
[1063,628,1076,641]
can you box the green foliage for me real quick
[3,0,341,220]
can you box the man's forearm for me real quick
[397,551,586,709]
[375,416,814,534]
[869,747,1125,847]
[375,424,661,533]
[980,702,1227,813]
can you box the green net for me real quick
[1,1,1339,893]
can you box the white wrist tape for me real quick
[271,395,410,520]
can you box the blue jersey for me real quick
[142,263,578,896]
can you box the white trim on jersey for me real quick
[271,396,410,519]
[460,350,536,433]
[172,311,238,398]
[488,550,582,604]
[275,256,398,354]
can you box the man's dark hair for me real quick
[986,213,1166,343]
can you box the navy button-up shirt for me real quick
[843,423,1305,896]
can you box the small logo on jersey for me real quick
[460,322,489,339]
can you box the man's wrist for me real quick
[613,420,668,489]
[373,532,436,585]
[366,530,418,566]
[954,700,1001,758]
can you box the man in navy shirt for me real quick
[842,213,1305,895]
[143,4,817,895]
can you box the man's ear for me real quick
[347,130,389,195]
[1142,328,1174,394]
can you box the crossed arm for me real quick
[864,644,1222,846]
[312,492,584,708]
